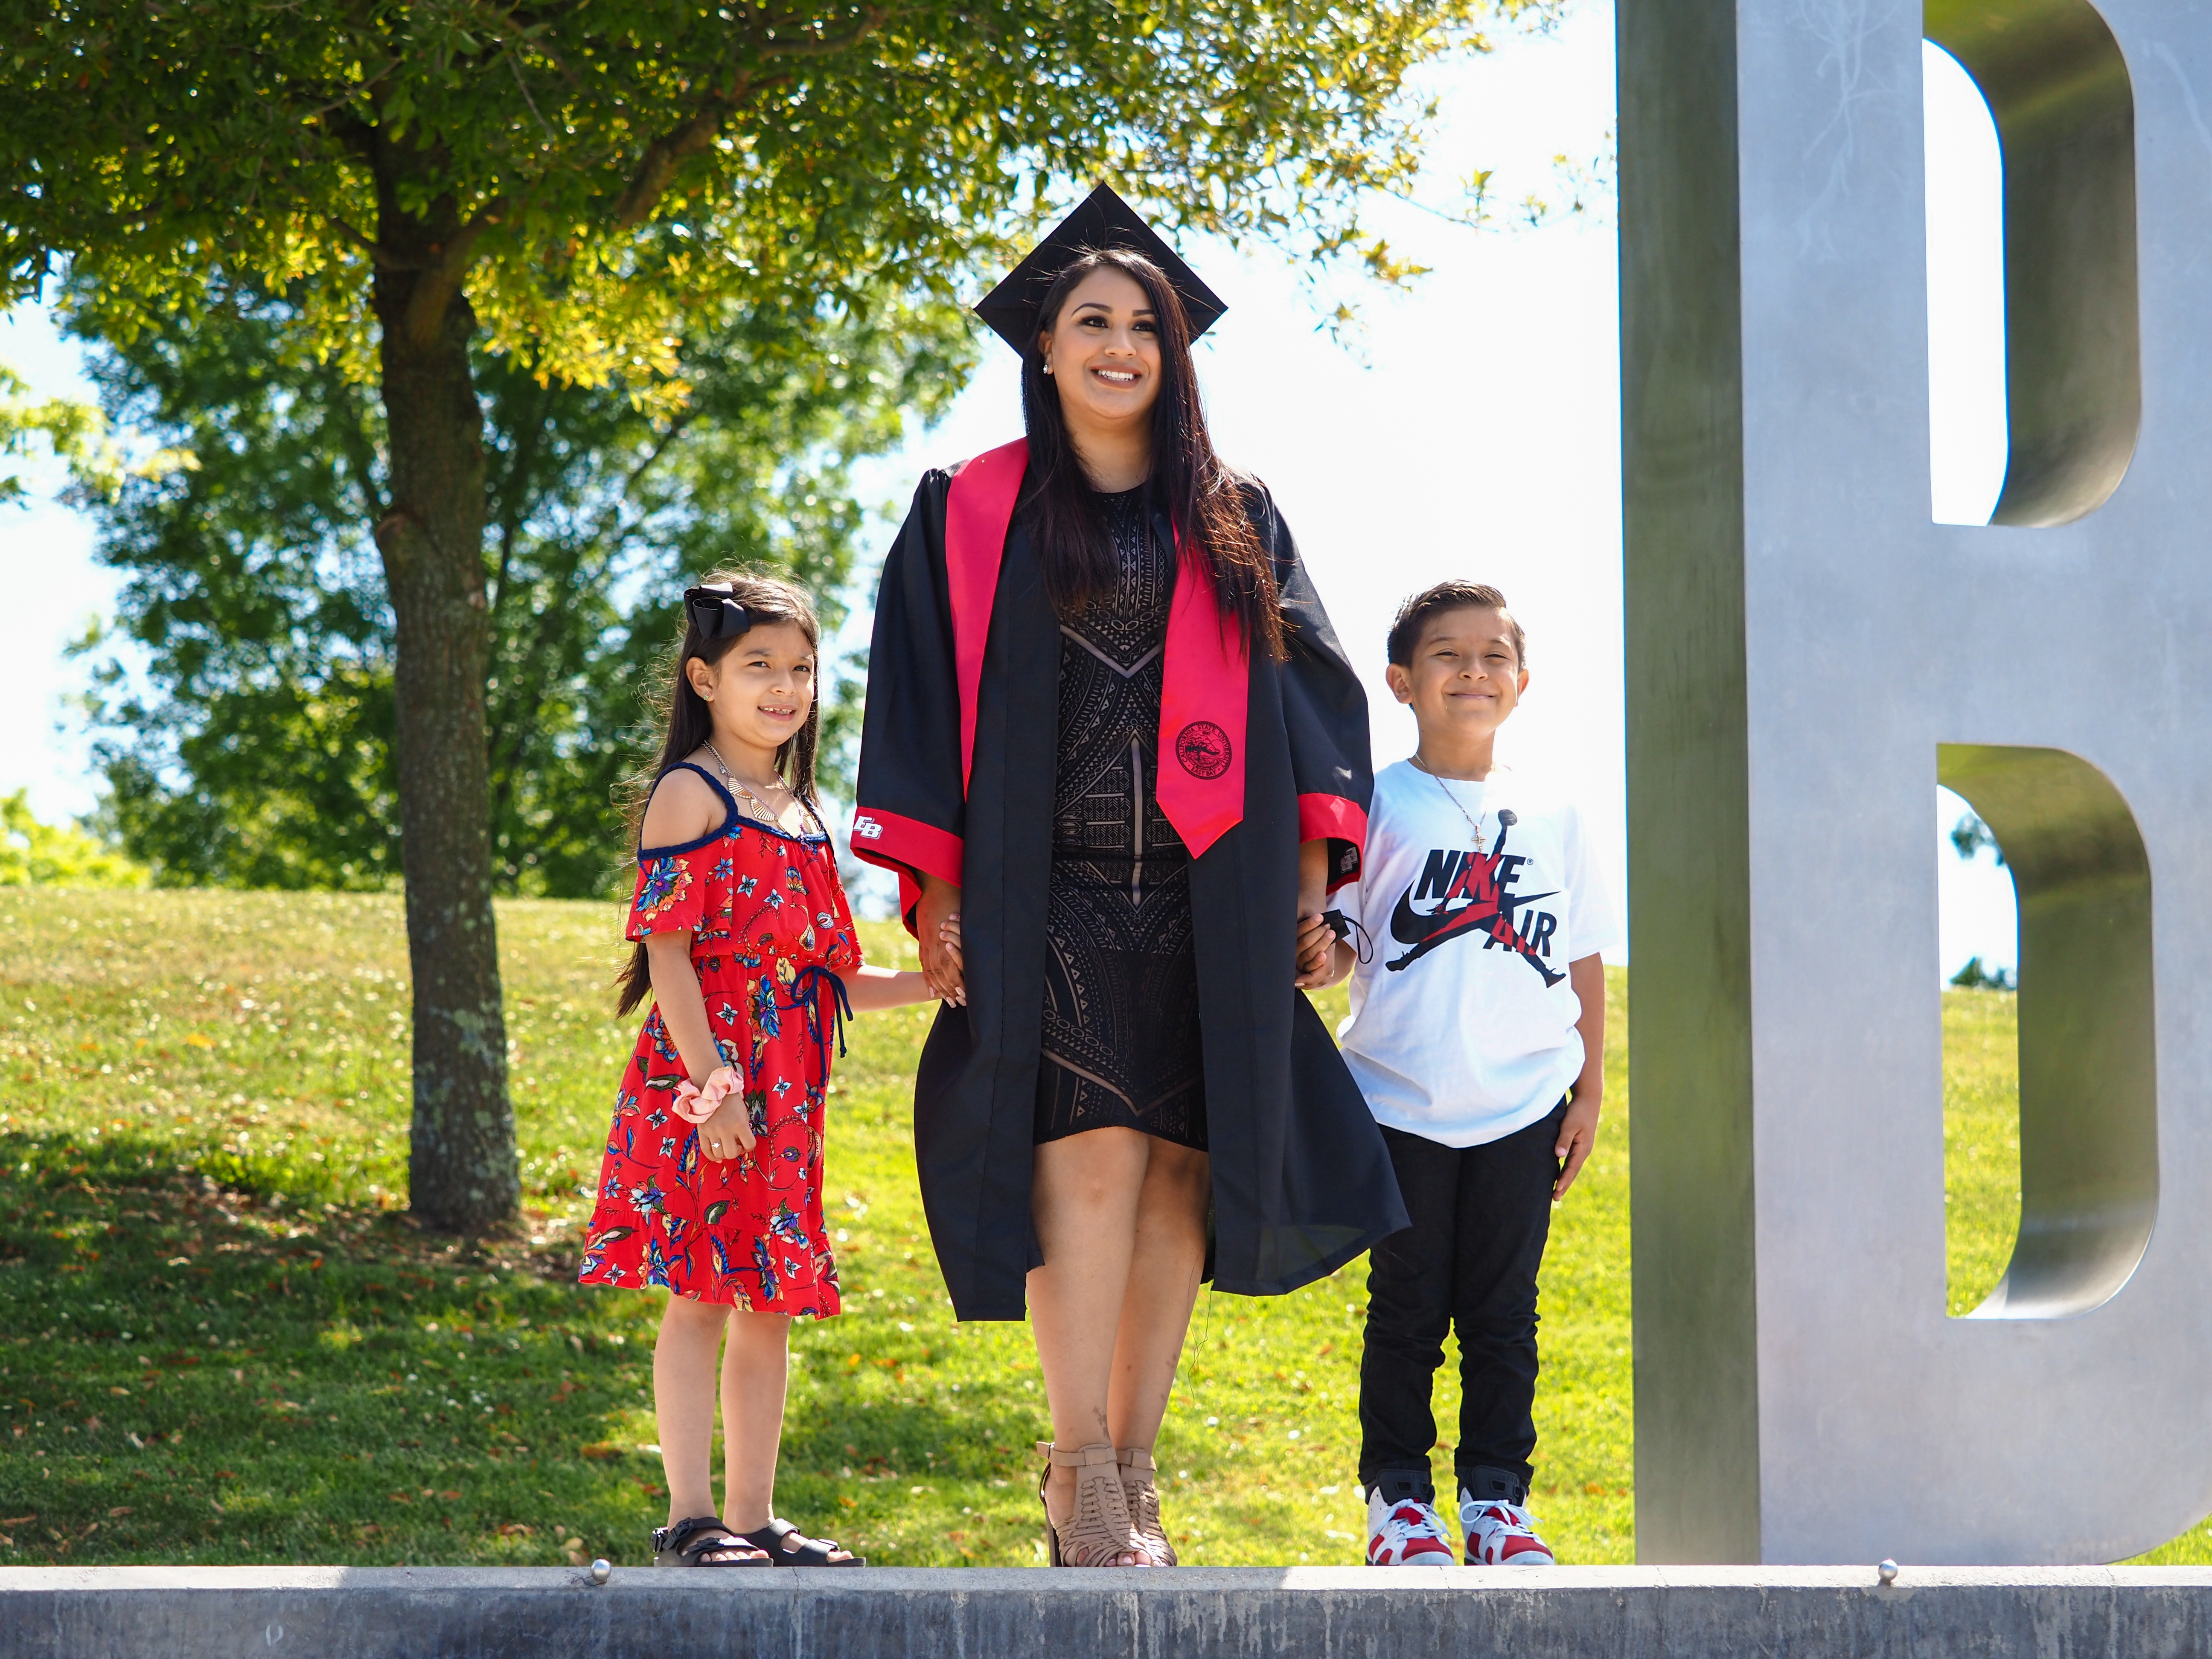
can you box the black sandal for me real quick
[652,1514,772,1567]
[736,1516,865,1567]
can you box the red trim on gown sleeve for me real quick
[1298,792,1369,894]
[850,806,963,933]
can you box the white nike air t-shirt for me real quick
[1335,760,1622,1149]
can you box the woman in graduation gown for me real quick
[853,187,1407,1568]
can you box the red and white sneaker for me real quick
[1366,1487,1457,1566]
[1459,1492,1556,1566]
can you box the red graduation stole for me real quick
[945,438,1249,858]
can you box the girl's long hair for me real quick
[1020,247,1285,656]
[613,569,823,1017]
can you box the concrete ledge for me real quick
[10,1565,2212,1657]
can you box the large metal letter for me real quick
[1622,0,2209,1563]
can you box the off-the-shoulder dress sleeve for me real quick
[626,850,707,941]
[623,764,737,942]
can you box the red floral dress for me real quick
[577,763,859,1316]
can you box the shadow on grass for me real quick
[0,1126,1051,1569]
[0,1125,674,1567]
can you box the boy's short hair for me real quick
[1386,581,1527,669]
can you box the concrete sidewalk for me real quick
[9,1564,2212,1656]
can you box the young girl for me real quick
[579,571,938,1569]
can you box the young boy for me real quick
[1307,580,1618,1568]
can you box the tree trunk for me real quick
[371,196,520,1234]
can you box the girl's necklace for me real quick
[1411,751,1487,854]
[704,741,806,831]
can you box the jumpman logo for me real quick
[1385,810,1565,986]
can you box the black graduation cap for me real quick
[974,183,1227,357]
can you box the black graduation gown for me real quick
[853,465,1409,1322]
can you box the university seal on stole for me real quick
[1174,720,1232,780]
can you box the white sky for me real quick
[0,6,2022,979]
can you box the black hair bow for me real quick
[684,587,752,639]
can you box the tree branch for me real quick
[399,196,509,349]
[757,7,892,60]
[326,215,416,273]
[608,102,733,232]
[575,407,700,569]
[605,6,893,232]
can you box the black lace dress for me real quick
[1032,485,1208,1152]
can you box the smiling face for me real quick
[1386,605,1529,744]
[1038,265,1163,431]
[683,620,816,768]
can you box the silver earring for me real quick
[1043,363,1054,375]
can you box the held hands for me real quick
[1293,909,1336,989]
[915,876,966,1007]
[935,915,964,1004]
[1293,839,1337,990]
[926,874,1336,996]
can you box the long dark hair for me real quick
[1021,247,1284,656]
[613,569,823,1016]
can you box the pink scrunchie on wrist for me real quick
[672,1066,741,1126]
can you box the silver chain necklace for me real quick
[704,741,805,831]
[1412,753,1487,854]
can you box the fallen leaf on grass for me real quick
[0,1516,34,1526]
[106,1507,131,1518]
[579,1443,620,1460]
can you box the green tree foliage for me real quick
[0,0,1549,1230]
[0,360,106,503]
[76,285,967,896]
[0,789,148,887]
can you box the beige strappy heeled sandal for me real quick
[1117,1447,1177,1566]
[1036,1441,1149,1567]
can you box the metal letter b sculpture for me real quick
[1621,0,2209,1563]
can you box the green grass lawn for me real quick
[0,889,2173,1566]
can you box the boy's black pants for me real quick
[1358,1102,1566,1505]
